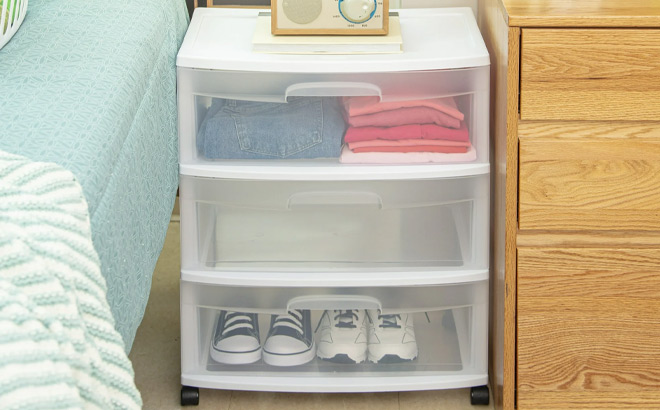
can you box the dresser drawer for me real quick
[178,68,490,172]
[179,173,490,281]
[180,280,488,391]
[518,122,660,231]
[177,7,490,173]
[520,29,660,121]
[517,247,660,409]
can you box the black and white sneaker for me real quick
[210,311,262,365]
[262,310,315,367]
[316,309,368,364]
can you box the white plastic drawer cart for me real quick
[176,7,490,406]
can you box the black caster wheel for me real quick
[470,385,490,406]
[181,385,199,406]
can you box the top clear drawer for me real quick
[177,68,490,179]
[175,8,490,180]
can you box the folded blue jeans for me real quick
[197,97,346,159]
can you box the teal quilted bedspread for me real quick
[0,0,189,351]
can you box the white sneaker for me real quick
[262,310,315,367]
[316,309,368,364]
[210,311,261,365]
[367,311,418,363]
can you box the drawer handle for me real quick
[285,82,382,100]
[287,191,383,209]
[287,295,382,311]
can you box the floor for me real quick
[128,217,494,410]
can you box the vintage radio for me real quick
[271,0,389,35]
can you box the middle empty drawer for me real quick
[180,173,489,276]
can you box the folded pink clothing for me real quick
[347,138,470,150]
[344,123,470,143]
[352,145,469,154]
[347,106,462,129]
[339,145,478,164]
[343,96,465,121]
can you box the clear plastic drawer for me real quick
[180,280,488,392]
[177,67,490,176]
[179,173,489,282]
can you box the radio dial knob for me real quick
[339,0,377,24]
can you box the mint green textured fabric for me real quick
[0,0,189,350]
[0,150,142,409]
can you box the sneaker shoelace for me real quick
[272,309,305,334]
[378,314,402,329]
[222,311,256,336]
[333,310,359,328]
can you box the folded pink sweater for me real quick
[344,123,469,143]
[339,145,477,164]
[347,106,462,129]
[347,139,470,150]
[351,145,469,154]
[343,96,464,121]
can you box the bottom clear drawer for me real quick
[181,283,488,392]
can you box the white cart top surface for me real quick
[176,8,489,73]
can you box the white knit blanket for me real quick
[0,151,142,409]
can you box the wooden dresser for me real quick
[477,1,660,409]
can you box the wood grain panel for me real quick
[518,131,660,231]
[500,25,519,410]
[502,0,660,28]
[478,1,520,408]
[517,391,660,410]
[517,230,660,248]
[520,29,660,121]
[517,247,660,409]
[519,121,660,140]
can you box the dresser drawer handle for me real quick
[287,295,382,311]
[285,82,382,100]
[287,191,383,209]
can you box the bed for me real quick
[0,0,189,354]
